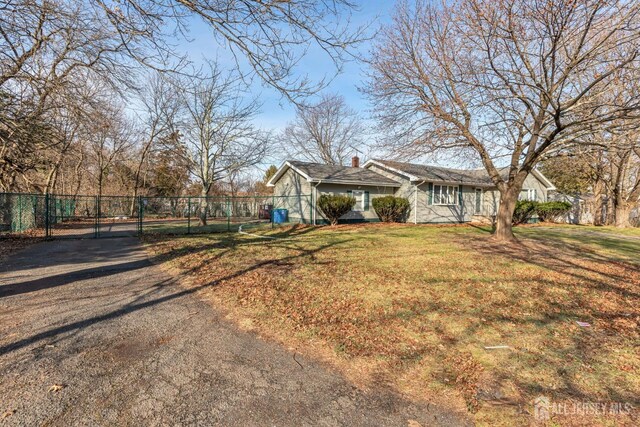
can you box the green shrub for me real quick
[318,194,356,226]
[512,200,539,225]
[372,196,410,222]
[536,201,572,222]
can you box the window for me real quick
[433,185,459,205]
[347,190,369,211]
[474,188,482,214]
[352,190,364,211]
[519,189,537,201]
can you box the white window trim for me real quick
[433,184,459,206]
[351,190,364,211]
[474,188,483,215]
[519,188,537,201]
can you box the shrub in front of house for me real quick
[372,196,410,222]
[318,194,356,226]
[536,201,572,223]
[512,200,539,225]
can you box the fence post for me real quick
[226,196,230,232]
[44,193,50,238]
[187,197,191,234]
[271,194,275,229]
[17,194,22,232]
[94,196,99,238]
[138,196,143,236]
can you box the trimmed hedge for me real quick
[513,200,572,225]
[372,196,410,222]
[513,200,539,225]
[318,194,356,226]
[536,201,572,222]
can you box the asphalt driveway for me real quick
[0,238,469,426]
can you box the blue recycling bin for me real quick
[272,208,288,224]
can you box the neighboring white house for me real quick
[267,157,556,225]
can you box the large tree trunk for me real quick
[592,179,605,226]
[605,193,616,225]
[493,188,518,242]
[615,204,631,228]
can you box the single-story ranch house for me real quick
[267,157,556,225]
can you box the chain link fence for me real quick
[139,194,312,235]
[0,193,47,237]
[0,193,311,239]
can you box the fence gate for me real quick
[47,194,98,239]
[97,196,140,238]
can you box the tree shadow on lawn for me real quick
[452,233,640,412]
[4,224,636,422]
[475,232,640,297]
[0,229,352,357]
[517,227,640,266]
[147,226,639,422]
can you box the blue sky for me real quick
[174,2,395,170]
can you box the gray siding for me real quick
[274,163,553,225]
[272,168,312,222]
[369,164,474,223]
[481,173,550,216]
[368,163,553,223]
[413,183,476,223]
[365,164,417,220]
[523,173,550,202]
[272,168,397,223]
[316,182,397,222]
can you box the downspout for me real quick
[313,180,322,225]
[414,180,426,224]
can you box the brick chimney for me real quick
[351,156,360,168]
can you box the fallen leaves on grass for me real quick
[444,352,484,413]
[145,224,640,425]
[48,384,65,393]
[1,409,15,419]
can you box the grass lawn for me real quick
[144,223,639,426]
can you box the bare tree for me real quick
[84,102,135,199]
[279,93,363,165]
[0,0,367,196]
[0,0,141,191]
[88,0,367,101]
[174,64,269,225]
[609,138,640,227]
[128,73,180,213]
[366,0,640,242]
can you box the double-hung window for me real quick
[433,185,458,205]
[519,189,537,201]
[352,190,364,211]
[347,190,369,211]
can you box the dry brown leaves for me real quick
[444,352,484,413]
[1,409,15,419]
[48,383,65,393]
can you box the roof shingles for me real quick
[371,159,497,186]
[288,161,400,186]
